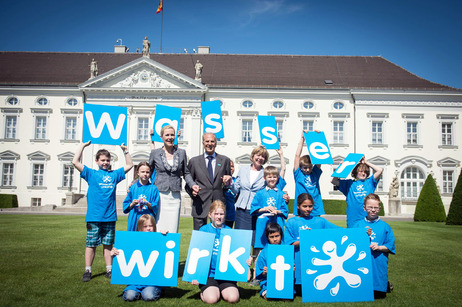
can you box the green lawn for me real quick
[0,215,461,306]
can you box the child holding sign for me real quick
[293,130,324,216]
[192,200,240,304]
[123,162,160,231]
[72,141,133,282]
[284,193,339,295]
[111,215,163,301]
[331,156,383,228]
[354,194,395,299]
[255,222,285,299]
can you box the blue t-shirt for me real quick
[81,166,125,222]
[250,187,288,248]
[293,166,324,216]
[199,223,231,278]
[339,176,379,228]
[284,215,339,284]
[123,181,160,231]
[256,244,270,295]
[354,218,395,292]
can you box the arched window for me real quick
[273,101,284,109]
[400,166,425,199]
[303,101,314,109]
[7,97,18,105]
[333,102,344,110]
[67,98,78,106]
[242,100,253,108]
[37,97,48,106]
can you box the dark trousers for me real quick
[234,208,257,246]
[193,217,208,231]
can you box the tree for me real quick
[414,174,446,222]
[446,171,462,225]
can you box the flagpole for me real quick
[160,9,163,53]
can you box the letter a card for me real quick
[111,231,181,287]
[304,131,333,164]
[299,228,374,303]
[182,230,215,284]
[201,100,224,138]
[331,153,363,178]
[83,103,128,145]
[214,229,252,282]
[258,115,279,149]
[267,244,294,299]
[152,105,182,144]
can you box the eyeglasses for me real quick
[365,207,380,211]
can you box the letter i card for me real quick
[267,244,294,299]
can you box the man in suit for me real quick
[187,133,232,230]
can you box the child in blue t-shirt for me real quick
[293,130,324,216]
[284,193,339,294]
[331,156,383,228]
[192,200,240,304]
[123,162,160,231]
[111,214,163,302]
[354,193,395,299]
[255,222,286,299]
[72,141,133,282]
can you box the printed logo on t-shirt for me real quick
[267,197,276,207]
[102,175,112,183]
[299,225,311,231]
[99,175,115,189]
[369,229,377,241]
[304,176,315,187]
[353,184,368,199]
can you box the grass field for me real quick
[0,215,461,306]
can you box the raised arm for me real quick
[294,131,307,171]
[72,141,91,173]
[120,143,134,174]
[276,148,286,178]
[363,157,383,181]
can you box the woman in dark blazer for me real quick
[149,125,195,233]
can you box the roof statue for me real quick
[142,37,150,58]
[90,58,98,79]
[195,60,203,82]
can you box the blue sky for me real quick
[1,0,461,89]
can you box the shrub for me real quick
[414,174,446,222]
[0,194,18,208]
[446,171,462,225]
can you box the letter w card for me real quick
[267,244,294,299]
[182,230,215,284]
[300,228,373,303]
[215,229,252,282]
[201,100,224,138]
[331,153,363,178]
[258,115,279,149]
[83,104,128,145]
[152,105,182,144]
[111,231,181,287]
[304,131,333,164]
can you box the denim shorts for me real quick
[86,221,116,247]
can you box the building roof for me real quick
[0,51,457,90]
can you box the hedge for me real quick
[446,171,462,225]
[0,194,19,208]
[414,174,446,222]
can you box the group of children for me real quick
[73,128,395,303]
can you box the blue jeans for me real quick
[123,286,161,301]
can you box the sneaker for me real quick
[249,279,260,287]
[387,281,394,293]
[105,270,112,279]
[82,270,91,282]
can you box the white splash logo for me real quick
[304,176,313,187]
[356,184,364,192]
[306,235,369,296]
[267,197,276,207]
[102,175,112,183]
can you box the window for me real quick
[242,119,253,142]
[62,164,74,188]
[35,116,47,139]
[276,120,284,142]
[32,163,45,187]
[406,122,418,145]
[333,121,344,144]
[0,151,19,187]
[7,97,18,105]
[5,115,17,139]
[37,97,48,106]
[242,100,253,108]
[333,102,344,110]
[303,101,314,109]
[137,118,149,141]
[441,123,453,146]
[65,117,77,140]
[67,98,78,106]
[178,118,184,141]
[2,163,14,186]
[303,120,314,132]
[273,101,284,109]
[442,170,454,194]
[372,121,383,144]
[400,167,425,199]
[31,198,42,207]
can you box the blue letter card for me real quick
[304,131,333,164]
[267,244,294,299]
[83,103,127,145]
[152,105,182,144]
[299,228,374,303]
[331,153,363,178]
[111,231,181,287]
[258,115,280,149]
[182,230,215,284]
[215,229,252,282]
[201,100,224,138]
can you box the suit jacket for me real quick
[231,165,265,211]
[148,147,195,192]
[186,153,231,218]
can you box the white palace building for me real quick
[1,45,461,216]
